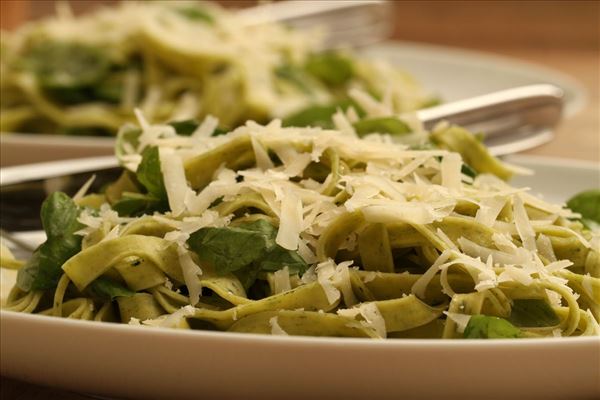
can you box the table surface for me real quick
[1,1,599,399]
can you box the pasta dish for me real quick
[2,91,598,339]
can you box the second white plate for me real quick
[0,41,587,166]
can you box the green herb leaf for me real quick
[282,104,338,129]
[275,64,315,95]
[187,219,308,286]
[353,117,412,137]
[168,119,228,137]
[88,277,135,301]
[187,226,269,274]
[40,192,82,238]
[282,100,362,129]
[17,192,83,291]
[567,189,600,230]
[136,146,167,202]
[305,52,353,87]
[112,192,162,217]
[175,6,214,24]
[259,245,307,274]
[419,97,442,108]
[24,42,110,90]
[463,315,522,339]
[234,264,263,291]
[238,219,277,242]
[212,127,229,136]
[508,299,560,328]
[461,163,478,179]
[92,73,124,104]
[169,119,199,136]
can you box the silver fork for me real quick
[236,0,393,49]
[417,84,563,155]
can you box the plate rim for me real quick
[1,309,598,348]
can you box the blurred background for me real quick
[1,0,598,161]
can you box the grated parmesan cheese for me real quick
[315,260,341,305]
[272,266,292,294]
[251,136,275,170]
[440,153,462,191]
[338,302,386,338]
[160,148,193,217]
[475,196,506,227]
[444,311,472,333]
[177,246,203,306]
[512,194,537,252]
[269,316,288,335]
[276,189,303,250]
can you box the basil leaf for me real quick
[40,192,82,238]
[567,189,600,230]
[168,119,228,137]
[88,277,135,301]
[17,192,83,291]
[234,263,263,291]
[305,52,353,86]
[136,146,167,202]
[169,119,199,136]
[463,315,522,339]
[259,245,307,274]
[187,226,269,274]
[419,97,442,108]
[275,64,314,95]
[353,117,412,137]
[24,42,110,90]
[508,299,560,328]
[112,192,162,217]
[187,219,308,285]
[42,86,94,105]
[238,219,277,245]
[461,163,478,179]
[92,73,124,104]
[282,100,362,129]
[176,6,214,24]
[212,127,229,136]
[282,104,338,129]
[241,219,307,274]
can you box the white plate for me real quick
[1,155,599,400]
[0,41,587,166]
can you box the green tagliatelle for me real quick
[2,104,600,340]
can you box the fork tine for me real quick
[238,0,393,49]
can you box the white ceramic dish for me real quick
[0,41,587,166]
[1,155,599,400]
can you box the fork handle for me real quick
[416,84,564,155]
